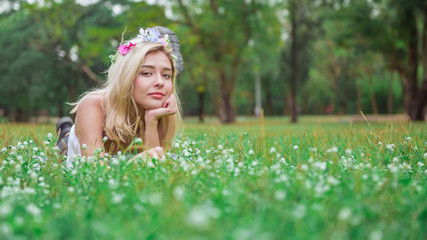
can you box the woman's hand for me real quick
[145,94,177,123]
[132,146,164,160]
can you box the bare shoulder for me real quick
[75,94,105,133]
[78,94,104,112]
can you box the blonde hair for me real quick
[71,38,182,153]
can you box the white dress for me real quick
[66,125,81,163]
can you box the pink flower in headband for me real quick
[118,42,136,56]
[158,38,169,48]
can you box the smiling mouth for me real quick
[149,93,164,98]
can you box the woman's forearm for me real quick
[144,119,160,149]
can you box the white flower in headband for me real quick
[109,27,176,64]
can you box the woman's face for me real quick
[133,51,173,109]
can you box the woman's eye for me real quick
[141,71,152,76]
[163,74,171,79]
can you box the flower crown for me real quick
[109,27,177,64]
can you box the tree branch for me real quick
[176,0,195,29]
[80,65,102,84]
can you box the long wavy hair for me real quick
[70,39,181,153]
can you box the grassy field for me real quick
[0,117,426,239]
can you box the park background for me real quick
[0,1,426,239]
[0,0,426,123]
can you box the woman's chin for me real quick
[144,103,164,110]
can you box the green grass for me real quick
[0,117,426,239]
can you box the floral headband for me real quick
[109,27,177,64]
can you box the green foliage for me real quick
[0,0,415,121]
[0,120,426,239]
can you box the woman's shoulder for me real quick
[77,94,105,116]
[79,94,104,109]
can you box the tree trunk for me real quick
[218,70,235,123]
[198,91,205,123]
[219,90,235,123]
[388,78,393,114]
[408,4,427,121]
[264,77,273,116]
[406,6,422,120]
[370,92,378,114]
[290,0,298,123]
[356,82,362,113]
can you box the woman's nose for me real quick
[154,73,164,87]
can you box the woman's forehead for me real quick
[142,51,172,70]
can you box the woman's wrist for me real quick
[144,111,159,125]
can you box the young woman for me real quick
[57,27,183,161]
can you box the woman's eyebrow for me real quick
[141,65,172,71]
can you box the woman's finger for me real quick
[162,94,174,108]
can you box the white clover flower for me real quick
[301,164,308,171]
[378,141,382,145]
[26,203,41,217]
[186,203,220,228]
[173,186,185,200]
[148,193,162,205]
[0,223,11,235]
[269,147,276,153]
[345,148,352,155]
[327,176,339,185]
[248,149,254,155]
[393,157,399,163]
[386,144,395,150]
[111,158,119,166]
[174,143,180,148]
[338,207,352,221]
[183,149,190,157]
[102,136,108,142]
[424,153,427,158]
[414,147,418,151]
[112,192,125,204]
[406,136,411,141]
[47,132,53,139]
[417,162,424,167]
[29,171,37,179]
[1,147,6,153]
[81,144,88,149]
[388,164,398,173]
[218,145,223,150]
[293,145,298,150]
[293,204,306,219]
[369,230,383,240]
[0,202,12,217]
[17,142,25,150]
[274,190,286,200]
[135,138,143,145]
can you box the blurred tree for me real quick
[280,0,322,122]
[0,0,169,121]
[171,0,273,123]
[328,0,427,120]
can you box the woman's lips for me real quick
[149,92,164,99]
